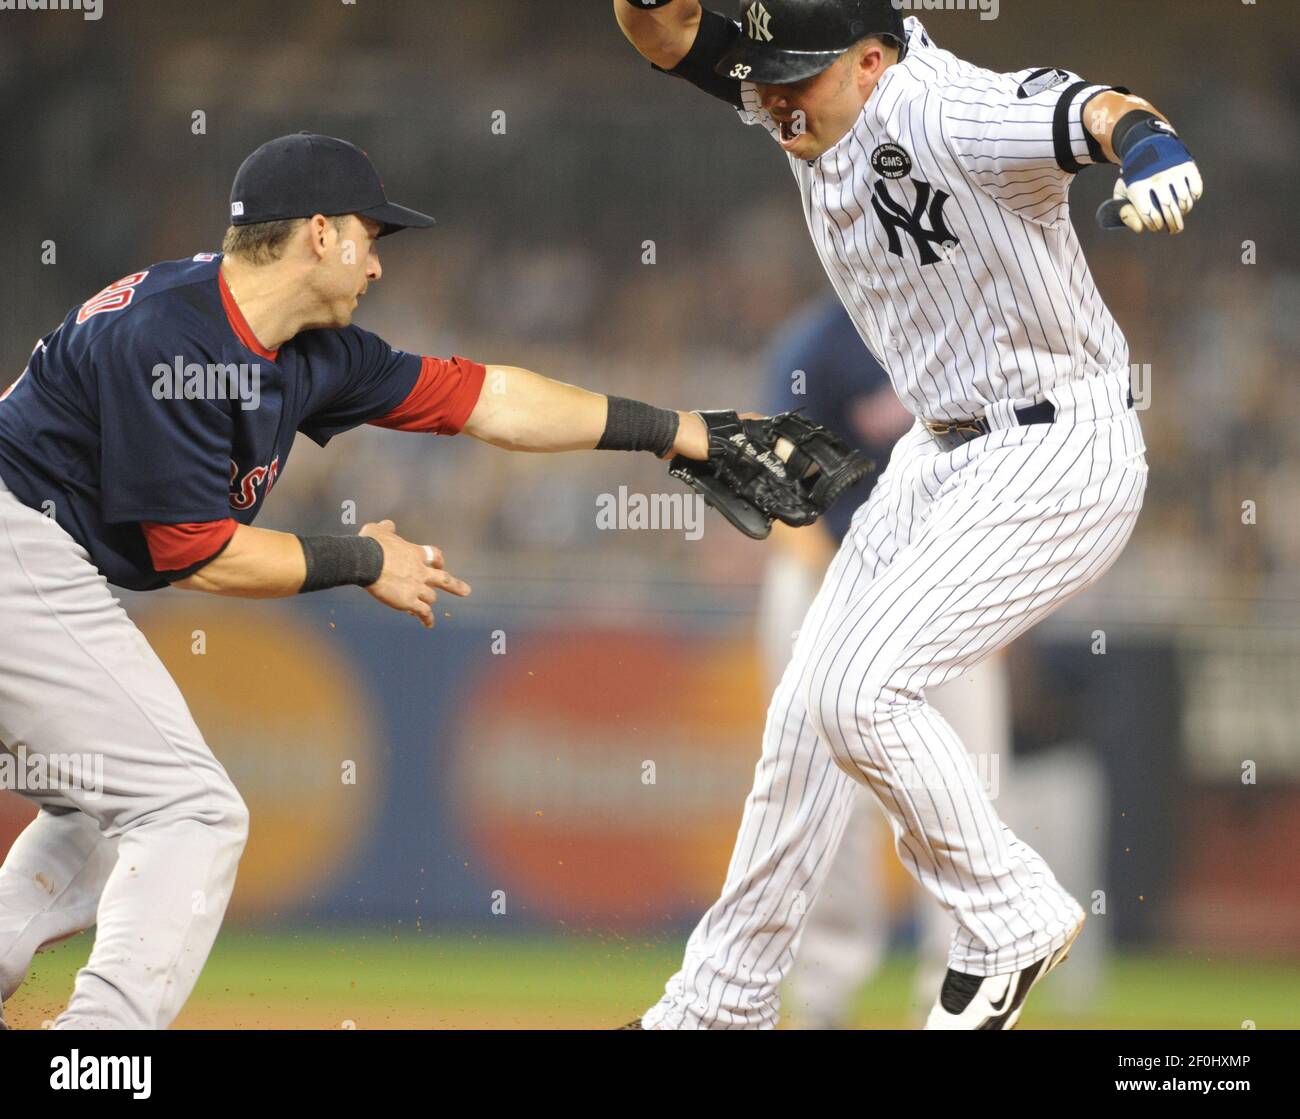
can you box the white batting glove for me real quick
[1112,151,1204,235]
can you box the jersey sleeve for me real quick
[650,6,745,109]
[141,518,238,578]
[94,327,236,525]
[940,68,1119,221]
[367,355,486,435]
[296,326,424,446]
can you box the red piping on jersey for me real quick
[142,518,238,574]
[218,268,279,362]
[369,355,487,435]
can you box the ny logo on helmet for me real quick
[871,180,960,266]
[746,2,773,41]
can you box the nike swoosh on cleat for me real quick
[979,962,1044,1030]
[984,980,1017,1016]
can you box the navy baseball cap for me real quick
[229,132,434,237]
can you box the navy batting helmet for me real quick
[715,0,907,85]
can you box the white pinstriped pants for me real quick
[644,374,1146,1029]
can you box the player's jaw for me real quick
[767,108,847,160]
[770,109,814,156]
[307,280,367,331]
[758,42,895,160]
[313,214,382,328]
[759,72,856,159]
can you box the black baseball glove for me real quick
[668,411,875,540]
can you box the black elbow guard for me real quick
[652,7,745,108]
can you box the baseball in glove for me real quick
[668,410,875,540]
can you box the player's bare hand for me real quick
[359,519,471,628]
[670,411,709,460]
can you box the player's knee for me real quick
[183,781,250,875]
[130,773,250,855]
[800,653,855,751]
[208,782,250,853]
[801,648,903,757]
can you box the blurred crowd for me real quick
[0,0,1296,626]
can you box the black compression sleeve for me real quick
[651,7,744,108]
[597,396,681,456]
[298,535,385,593]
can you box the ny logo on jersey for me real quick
[746,2,773,41]
[870,180,959,266]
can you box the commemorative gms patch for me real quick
[1017,67,1071,99]
[871,143,912,180]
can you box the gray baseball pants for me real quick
[0,473,247,1028]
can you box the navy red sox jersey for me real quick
[0,253,484,591]
[668,15,1131,423]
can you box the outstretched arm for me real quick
[462,364,708,460]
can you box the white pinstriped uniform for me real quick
[756,17,1131,422]
[643,18,1146,1029]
